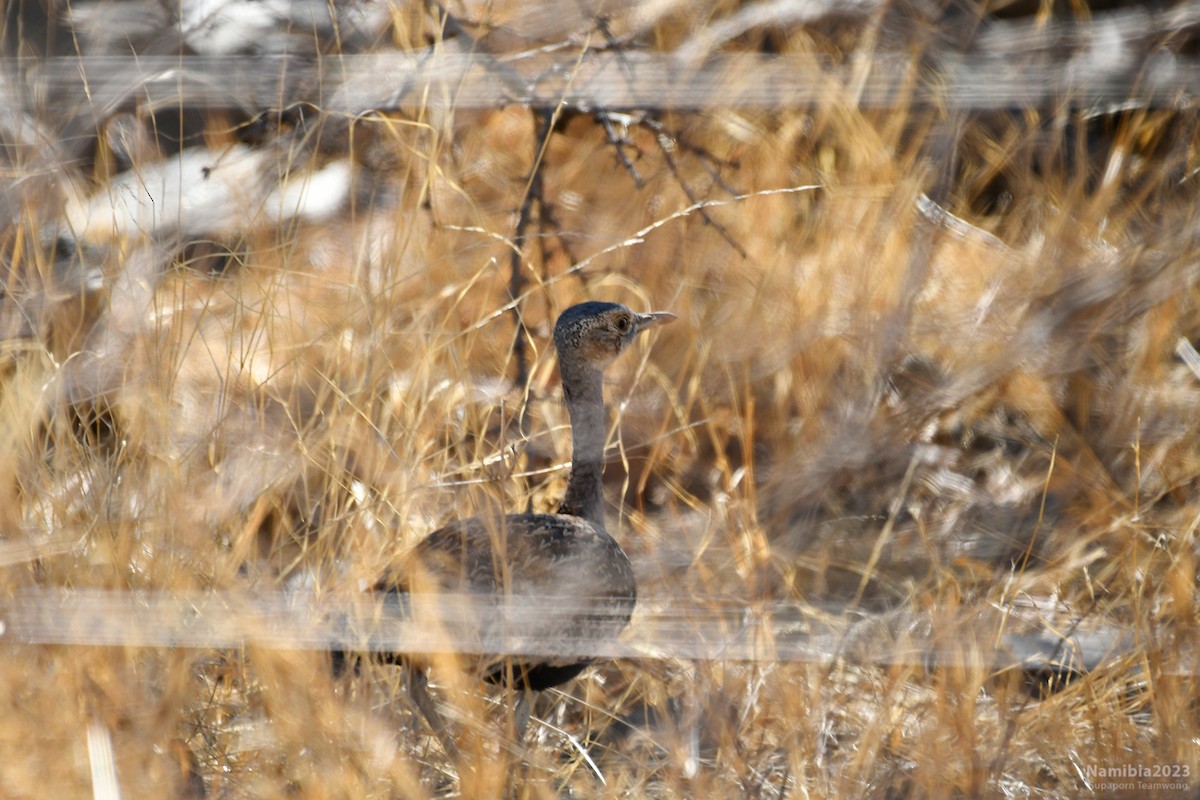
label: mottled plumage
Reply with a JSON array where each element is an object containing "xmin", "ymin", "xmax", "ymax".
[
  {"xmin": 380, "ymin": 513, "xmax": 636, "ymax": 690},
  {"xmin": 351, "ymin": 301, "xmax": 674, "ymax": 699}
]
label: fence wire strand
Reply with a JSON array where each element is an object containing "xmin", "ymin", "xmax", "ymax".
[{"xmin": 0, "ymin": 587, "xmax": 1156, "ymax": 673}]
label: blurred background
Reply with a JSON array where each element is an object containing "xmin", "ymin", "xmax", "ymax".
[{"xmin": 3, "ymin": 0, "xmax": 1200, "ymax": 796}]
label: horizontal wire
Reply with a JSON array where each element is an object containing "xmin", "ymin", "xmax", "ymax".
[
  {"xmin": 4, "ymin": 49, "xmax": 1198, "ymax": 115},
  {"xmin": 0, "ymin": 587, "xmax": 1163, "ymax": 674}
]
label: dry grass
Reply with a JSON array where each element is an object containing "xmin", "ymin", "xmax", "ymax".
[{"xmin": 3, "ymin": 1, "xmax": 1200, "ymax": 797}]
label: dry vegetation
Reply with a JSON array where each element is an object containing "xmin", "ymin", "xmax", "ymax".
[{"xmin": 3, "ymin": 0, "xmax": 1200, "ymax": 797}]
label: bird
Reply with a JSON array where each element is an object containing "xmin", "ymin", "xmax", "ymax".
[{"xmin": 341, "ymin": 301, "xmax": 676, "ymax": 746}]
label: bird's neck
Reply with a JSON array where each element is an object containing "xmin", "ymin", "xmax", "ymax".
[{"xmin": 557, "ymin": 364, "xmax": 608, "ymax": 526}]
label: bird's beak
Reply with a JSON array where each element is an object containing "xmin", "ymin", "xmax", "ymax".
[{"xmin": 635, "ymin": 311, "xmax": 677, "ymax": 331}]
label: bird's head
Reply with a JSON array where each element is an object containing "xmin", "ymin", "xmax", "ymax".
[{"xmin": 553, "ymin": 301, "xmax": 676, "ymax": 372}]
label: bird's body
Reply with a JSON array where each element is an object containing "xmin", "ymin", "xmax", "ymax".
[
  {"xmin": 380, "ymin": 512, "xmax": 636, "ymax": 690},
  {"xmin": 346, "ymin": 301, "xmax": 674, "ymax": 737}
]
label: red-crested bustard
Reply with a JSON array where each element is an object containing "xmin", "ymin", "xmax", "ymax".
[{"xmin": 340, "ymin": 301, "xmax": 675, "ymax": 747}]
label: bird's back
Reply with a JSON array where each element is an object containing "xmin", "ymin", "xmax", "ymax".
[{"xmin": 380, "ymin": 512, "xmax": 636, "ymax": 690}]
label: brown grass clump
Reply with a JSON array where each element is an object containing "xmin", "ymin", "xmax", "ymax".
[{"xmin": 3, "ymin": 1, "xmax": 1200, "ymax": 797}]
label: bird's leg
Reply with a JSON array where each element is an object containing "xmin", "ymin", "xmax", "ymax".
[
  {"xmin": 406, "ymin": 668, "xmax": 459, "ymax": 759},
  {"xmin": 513, "ymin": 689, "xmax": 533, "ymax": 741}
]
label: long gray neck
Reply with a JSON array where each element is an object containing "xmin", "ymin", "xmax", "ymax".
[{"xmin": 556, "ymin": 362, "xmax": 607, "ymax": 526}]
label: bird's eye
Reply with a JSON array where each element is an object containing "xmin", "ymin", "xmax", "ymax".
[{"xmin": 615, "ymin": 316, "xmax": 630, "ymax": 332}]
